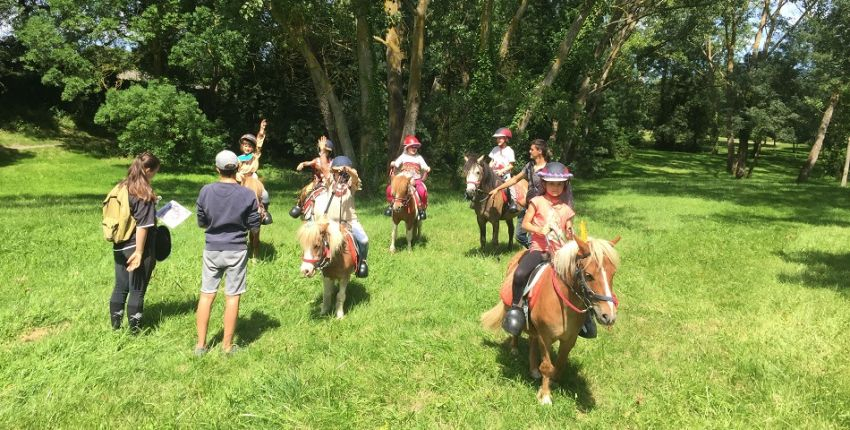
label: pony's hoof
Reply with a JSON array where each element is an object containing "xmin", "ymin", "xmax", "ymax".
[
  {"xmin": 389, "ymin": 247, "xmax": 396, "ymax": 254},
  {"xmin": 335, "ymin": 312, "xmax": 345, "ymax": 320},
  {"xmin": 537, "ymin": 393, "xmax": 552, "ymax": 405},
  {"xmin": 320, "ymin": 307, "xmax": 331, "ymax": 315}
]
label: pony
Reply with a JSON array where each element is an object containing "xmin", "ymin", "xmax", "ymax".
[
  {"xmin": 481, "ymin": 236, "xmax": 621, "ymax": 405},
  {"xmin": 297, "ymin": 217, "xmax": 357, "ymax": 319},
  {"xmin": 240, "ymin": 174, "xmax": 266, "ymax": 259},
  {"xmin": 389, "ymin": 171, "xmax": 421, "ymax": 253},
  {"xmin": 462, "ymin": 153, "xmax": 527, "ymax": 249}
]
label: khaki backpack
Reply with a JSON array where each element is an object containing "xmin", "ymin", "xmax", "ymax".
[{"xmin": 102, "ymin": 183, "xmax": 136, "ymax": 242}]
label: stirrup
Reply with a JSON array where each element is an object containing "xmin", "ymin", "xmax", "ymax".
[
  {"xmin": 383, "ymin": 206, "xmax": 392, "ymax": 217},
  {"xmin": 502, "ymin": 306, "xmax": 525, "ymax": 336},
  {"xmin": 289, "ymin": 205, "xmax": 302, "ymax": 218},
  {"xmin": 356, "ymin": 260, "xmax": 369, "ymax": 278}
]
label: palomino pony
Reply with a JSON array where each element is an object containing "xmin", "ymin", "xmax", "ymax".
[
  {"xmin": 481, "ymin": 236, "xmax": 621, "ymax": 405},
  {"xmin": 463, "ymin": 153, "xmax": 527, "ymax": 249},
  {"xmin": 389, "ymin": 172, "xmax": 421, "ymax": 253},
  {"xmin": 240, "ymin": 174, "xmax": 266, "ymax": 259},
  {"xmin": 297, "ymin": 217, "xmax": 357, "ymax": 319}
]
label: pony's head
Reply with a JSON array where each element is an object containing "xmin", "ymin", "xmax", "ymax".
[
  {"xmin": 390, "ymin": 172, "xmax": 414, "ymax": 213},
  {"xmin": 462, "ymin": 153, "xmax": 487, "ymax": 199},
  {"xmin": 296, "ymin": 217, "xmax": 344, "ymax": 277},
  {"xmin": 552, "ymin": 236, "xmax": 621, "ymax": 326}
]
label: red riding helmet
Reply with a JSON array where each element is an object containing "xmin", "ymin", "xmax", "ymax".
[
  {"xmin": 492, "ymin": 127, "xmax": 512, "ymax": 139},
  {"xmin": 403, "ymin": 135, "xmax": 421, "ymax": 149}
]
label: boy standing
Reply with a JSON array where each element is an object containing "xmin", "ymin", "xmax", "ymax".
[{"xmin": 194, "ymin": 150, "xmax": 261, "ymax": 355}]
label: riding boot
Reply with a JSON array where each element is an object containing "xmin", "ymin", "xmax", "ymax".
[
  {"xmin": 383, "ymin": 205, "xmax": 392, "ymax": 217},
  {"xmin": 506, "ymin": 191, "xmax": 518, "ymax": 213},
  {"xmin": 110, "ymin": 310, "xmax": 123, "ymax": 330},
  {"xmin": 578, "ymin": 316, "xmax": 597, "ymax": 339},
  {"xmin": 355, "ymin": 241, "xmax": 369, "ymax": 278}
]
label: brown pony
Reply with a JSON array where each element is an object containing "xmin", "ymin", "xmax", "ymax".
[
  {"xmin": 389, "ymin": 172, "xmax": 421, "ymax": 253},
  {"xmin": 240, "ymin": 174, "xmax": 266, "ymax": 259},
  {"xmin": 462, "ymin": 153, "xmax": 528, "ymax": 248},
  {"xmin": 481, "ymin": 236, "xmax": 621, "ymax": 405},
  {"xmin": 297, "ymin": 217, "xmax": 357, "ymax": 319}
]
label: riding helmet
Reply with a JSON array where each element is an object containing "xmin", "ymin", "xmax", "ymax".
[
  {"xmin": 403, "ymin": 135, "xmax": 421, "ymax": 149},
  {"xmin": 537, "ymin": 162, "xmax": 573, "ymax": 182},
  {"xmin": 322, "ymin": 139, "xmax": 334, "ymax": 152},
  {"xmin": 492, "ymin": 127, "xmax": 513, "ymax": 139},
  {"xmin": 154, "ymin": 225, "xmax": 172, "ymax": 262},
  {"xmin": 331, "ymin": 155, "xmax": 354, "ymax": 169},
  {"xmin": 240, "ymin": 134, "xmax": 257, "ymax": 146}
]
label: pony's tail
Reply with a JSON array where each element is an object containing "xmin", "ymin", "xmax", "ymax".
[{"xmin": 480, "ymin": 302, "xmax": 507, "ymax": 333}]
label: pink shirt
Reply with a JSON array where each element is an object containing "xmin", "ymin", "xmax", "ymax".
[{"xmin": 527, "ymin": 195, "xmax": 575, "ymax": 252}]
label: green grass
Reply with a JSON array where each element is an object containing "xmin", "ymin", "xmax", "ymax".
[{"xmin": 1, "ymin": 132, "xmax": 849, "ymax": 428}]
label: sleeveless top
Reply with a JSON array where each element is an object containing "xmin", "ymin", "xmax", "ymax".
[{"xmin": 528, "ymin": 194, "xmax": 575, "ymax": 253}]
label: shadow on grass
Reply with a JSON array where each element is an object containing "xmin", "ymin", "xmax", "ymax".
[
  {"xmin": 391, "ymin": 233, "xmax": 429, "ymax": 251},
  {"xmin": 481, "ymin": 337, "xmax": 596, "ymax": 411},
  {"xmin": 142, "ymin": 297, "xmax": 197, "ymax": 332},
  {"xmin": 777, "ymin": 250, "xmax": 850, "ymax": 296},
  {"xmin": 308, "ymin": 280, "xmax": 370, "ymax": 320},
  {"xmin": 0, "ymin": 145, "xmax": 36, "ymax": 167},
  {"xmin": 210, "ymin": 310, "xmax": 281, "ymax": 347},
  {"xmin": 463, "ymin": 243, "xmax": 522, "ymax": 259},
  {"xmin": 252, "ymin": 240, "xmax": 278, "ymax": 262}
]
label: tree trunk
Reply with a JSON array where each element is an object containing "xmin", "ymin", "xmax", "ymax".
[
  {"xmin": 517, "ymin": 0, "xmax": 596, "ymax": 134},
  {"xmin": 498, "ymin": 0, "xmax": 529, "ymax": 61},
  {"xmin": 751, "ymin": 0, "xmax": 769, "ymax": 58},
  {"xmin": 798, "ymin": 90, "xmax": 840, "ymax": 182},
  {"xmin": 734, "ymin": 128, "xmax": 749, "ymax": 178},
  {"xmin": 355, "ymin": 0, "xmax": 375, "ymax": 165},
  {"xmin": 723, "ymin": 11, "xmax": 740, "ymax": 174},
  {"xmin": 295, "ymin": 34, "xmax": 356, "ymax": 162},
  {"xmin": 841, "ymin": 137, "xmax": 850, "ymax": 187},
  {"xmin": 401, "ymin": 0, "xmax": 430, "ymax": 138},
  {"xmin": 478, "ymin": 0, "xmax": 494, "ymax": 54},
  {"xmin": 585, "ymin": 13, "xmax": 638, "ymax": 122},
  {"xmin": 384, "ymin": 0, "xmax": 405, "ymax": 158}
]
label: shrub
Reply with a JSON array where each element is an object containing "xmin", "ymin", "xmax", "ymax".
[{"xmin": 94, "ymin": 81, "xmax": 224, "ymax": 167}]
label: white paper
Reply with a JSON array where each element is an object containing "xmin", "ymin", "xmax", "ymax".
[{"xmin": 156, "ymin": 200, "xmax": 192, "ymax": 229}]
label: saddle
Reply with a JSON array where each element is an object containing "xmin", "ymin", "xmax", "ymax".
[{"xmin": 499, "ymin": 250, "xmax": 551, "ymax": 311}]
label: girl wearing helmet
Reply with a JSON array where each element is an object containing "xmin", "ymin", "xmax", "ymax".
[
  {"xmin": 314, "ymin": 156, "xmax": 370, "ymax": 278},
  {"xmin": 502, "ymin": 162, "xmax": 575, "ymax": 337},
  {"xmin": 237, "ymin": 119, "xmax": 272, "ymax": 224},
  {"xmin": 384, "ymin": 135, "xmax": 431, "ymax": 220},
  {"xmin": 290, "ymin": 136, "xmax": 334, "ymax": 218},
  {"xmin": 488, "ymin": 127, "xmax": 518, "ymax": 212}
]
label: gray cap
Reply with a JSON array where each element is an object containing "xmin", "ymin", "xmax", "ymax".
[{"xmin": 215, "ymin": 150, "xmax": 239, "ymax": 170}]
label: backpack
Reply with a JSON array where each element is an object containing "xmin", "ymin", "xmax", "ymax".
[{"xmin": 102, "ymin": 183, "xmax": 136, "ymax": 243}]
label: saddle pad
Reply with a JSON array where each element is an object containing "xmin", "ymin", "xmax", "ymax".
[
  {"xmin": 499, "ymin": 262, "xmax": 551, "ymax": 310},
  {"xmin": 344, "ymin": 230, "xmax": 359, "ymax": 265}
]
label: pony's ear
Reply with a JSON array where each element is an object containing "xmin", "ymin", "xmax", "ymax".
[
  {"xmin": 477, "ymin": 155, "xmax": 485, "ymax": 163},
  {"xmin": 464, "ymin": 154, "xmax": 469, "ymax": 162},
  {"xmin": 610, "ymin": 236, "xmax": 621, "ymax": 246},
  {"xmin": 575, "ymin": 235, "xmax": 591, "ymax": 256}
]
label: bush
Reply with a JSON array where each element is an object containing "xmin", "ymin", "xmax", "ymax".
[{"xmin": 94, "ymin": 81, "xmax": 224, "ymax": 167}]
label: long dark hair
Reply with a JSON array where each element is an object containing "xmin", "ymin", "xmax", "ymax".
[
  {"xmin": 530, "ymin": 139, "xmax": 552, "ymax": 162},
  {"xmin": 123, "ymin": 152, "xmax": 160, "ymax": 202}
]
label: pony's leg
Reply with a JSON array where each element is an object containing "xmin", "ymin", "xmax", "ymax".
[
  {"xmin": 535, "ymin": 334, "xmax": 556, "ymax": 405},
  {"xmin": 335, "ymin": 276, "xmax": 349, "ymax": 319},
  {"xmin": 553, "ymin": 334, "xmax": 579, "ymax": 381},
  {"xmin": 507, "ymin": 218, "xmax": 515, "ymax": 247},
  {"xmin": 405, "ymin": 223, "xmax": 413, "ymax": 251},
  {"xmin": 390, "ymin": 223, "xmax": 398, "ymax": 253},
  {"xmin": 321, "ymin": 277, "xmax": 335, "ymax": 315},
  {"xmin": 478, "ymin": 218, "xmax": 486, "ymax": 249},
  {"xmin": 529, "ymin": 334, "xmax": 542, "ymax": 379},
  {"xmin": 491, "ymin": 218, "xmax": 500, "ymax": 247}
]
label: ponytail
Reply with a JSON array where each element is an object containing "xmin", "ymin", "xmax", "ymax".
[{"xmin": 123, "ymin": 151, "xmax": 160, "ymax": 202}]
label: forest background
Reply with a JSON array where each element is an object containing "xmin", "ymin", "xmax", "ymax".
[{"xmin": 3, "ymin": 0, "xmax": 850, "ymax": 185}]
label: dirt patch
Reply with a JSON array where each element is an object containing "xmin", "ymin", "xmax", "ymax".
[{"xmin": 18, "ymin": 322, "xmax": 70, "ymax": 342}]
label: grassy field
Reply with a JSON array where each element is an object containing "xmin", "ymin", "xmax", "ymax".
[{"xmin": 1, "ymin": 131, "xmax": 849, "ymax": 428}]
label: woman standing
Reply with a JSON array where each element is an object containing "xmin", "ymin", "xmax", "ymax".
[
  {"xmin": 489, "ymin": 139, "xmax": 555, "ymax": 248},
  {"xmin": 109, "ymin": 152, "xmax": 160, "ymax": 333}
]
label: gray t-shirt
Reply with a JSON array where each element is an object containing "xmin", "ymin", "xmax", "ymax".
[{"xmin": 196, "ymin": 182, "xmax": 261, "ymax": 251}]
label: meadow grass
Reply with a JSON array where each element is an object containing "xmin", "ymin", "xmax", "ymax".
[{"xmin": 1, "ymin": 132, "xmax": 849, "ymax": 428}]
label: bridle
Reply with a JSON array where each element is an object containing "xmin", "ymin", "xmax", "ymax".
[
  {"xmin": 552, "ymin": 253, "xmax": 618, "ymax": 315},
  {"xmin": 465, "ymin": 164, "xmax": 490, "ymax": 203},
  {"xmin": 302, "ymin": 234, "xmax": 332, "ymax": 270}
]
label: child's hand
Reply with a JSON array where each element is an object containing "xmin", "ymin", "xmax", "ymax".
[
  {"xmin": 296, "ymin": 162, "xmax": 304, "ymax": 171},
  {"xmin": 260, "ymin": 119, "xmax": 267, "ymax": 130}
]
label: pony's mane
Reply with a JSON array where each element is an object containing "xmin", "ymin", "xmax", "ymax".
[
  {"xmin": 391, "ymin": 172, "xmax": 412, "ymax": 196},
  {"xmin": 296, "ymin": 218, "xmax": 344, "ymax": 255},
  {"xmin": 552, "ymin": 237, "xmax": 621, "ymax": 281},
  {"xmin": 462, "ymin": 153, "xmax": 498, "ymax": 190}
]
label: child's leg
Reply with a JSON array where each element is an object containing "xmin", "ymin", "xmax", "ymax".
[
  {"xmin": 222, "ymin": 250, "xmax": 248, "ymax": 351},
  {"xmin": 110, "ymin": 250, "xmax": 131, "ymax": 329},
  {"xmin": 197, "ymin": 250, "xmax": 225, "ymax": 348},
  {"xmin": 415, "ymin": 180, "xmax": 427, "ymax": 208},
  {"xmin": 195, "ymin": 292, "xmax": 216, "ymax": 349},
  {"xmin": 385, "ymin": 184, "xmax": 393, "ymax": 204},
  {"xmin": 222, "ymin": 294, "xmax": 241, "ymax": 352}
]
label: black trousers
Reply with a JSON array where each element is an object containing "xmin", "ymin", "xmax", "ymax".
[
  {"xmin": 511, "ymin": 250, "xmax": 546, "ymax": 306},
  {"xmin": 110, "ymin": 240, "xmax": 156, "ymax": 322}
]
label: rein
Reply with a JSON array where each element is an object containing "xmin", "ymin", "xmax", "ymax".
[
  {"xmin": 550, "ymin": 254, "xmax": 618, "ymax": 315},
  {"xmin": 302, "ymin": 235, "xmax": 332, "ymax": 270}
]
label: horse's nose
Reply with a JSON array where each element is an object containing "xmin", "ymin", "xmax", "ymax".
[{"xmin": 597, "ymin": 312, "xmax": 616, "ymax": 326}]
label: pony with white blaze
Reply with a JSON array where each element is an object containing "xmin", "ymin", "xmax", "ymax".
[{"xmin": 297, "ymin": 217, "xmax": 356, "ymax": 319}]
